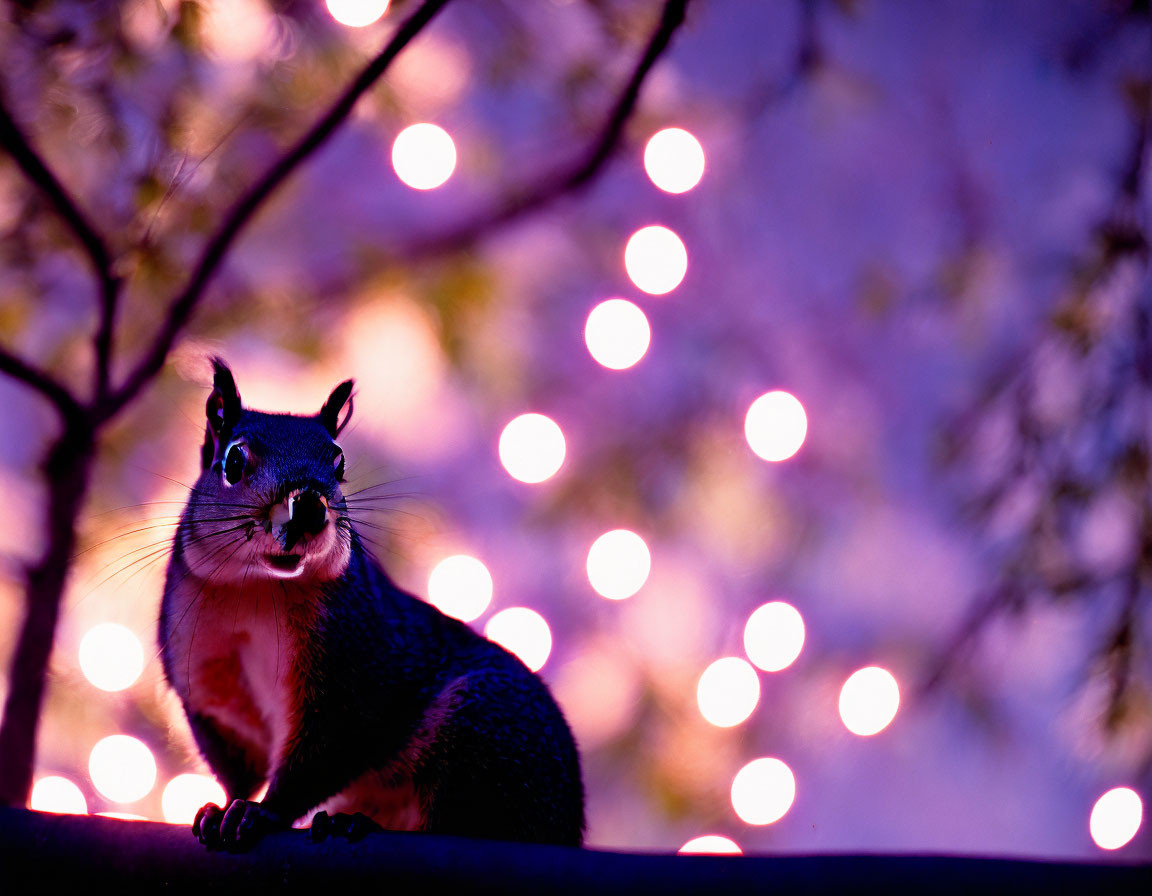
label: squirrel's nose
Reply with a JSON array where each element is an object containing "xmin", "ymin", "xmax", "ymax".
[{"xmin": 289, "ymin": 490, "xmax": 328, "ymax": 538}]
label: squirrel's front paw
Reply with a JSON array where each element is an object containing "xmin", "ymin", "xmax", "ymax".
[
  {"xmin": 309, "ymin": 810, "xmax": 383, "ymax": 843},
  {"xmin": 193, "ymin": 799, "xmax": 285, "ymax": 851}
]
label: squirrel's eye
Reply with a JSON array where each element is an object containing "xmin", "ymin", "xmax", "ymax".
[
  {"xmin": 223, "ymin": 442, "xmax": 247, "ymax": 485},
  {"xmin": 333, "ymin": 450, "xmax": 345, "ymax": 482}
]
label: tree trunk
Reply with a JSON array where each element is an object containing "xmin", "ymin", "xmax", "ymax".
[{"xmin": 0, "ymin": 422, "xmax": 94, "ymax": 806}]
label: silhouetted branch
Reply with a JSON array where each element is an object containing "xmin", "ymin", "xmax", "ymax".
[
  {"xmin": 0, "ymin": 347, "xmax": 86, "ymax": 427},
  {"xmin": 0, "ymin": 90, "xmax": 121, "ymax": 401},
  {"xmin": 399, "ymin": 0, "xmax": 692, "ymax": 259},
  {"xmin": 103, "ymin": 0, "xmax": 455, "ymax": 422},
  {"xmin": 0, "ymin": 809, "xmax": 1148, "ymax": 896}
]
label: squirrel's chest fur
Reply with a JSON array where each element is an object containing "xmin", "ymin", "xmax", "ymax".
[
  {"xmin": 162, "ymin": 572, "xmax": 429, "ymax": 830},
  {"xmin": 163, "ymin": 575, "xmax": 303, "ymax": 774}
]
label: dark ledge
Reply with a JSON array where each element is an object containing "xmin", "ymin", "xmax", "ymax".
[{"xmin": 1, "ymin": 807, "xmax": 1147, "ymax": 895}]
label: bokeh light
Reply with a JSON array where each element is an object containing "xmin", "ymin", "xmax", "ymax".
[
  {"xmin": 584, "ymin": 298, "xmax": 651, "ymax": 370},
  {"xmin": 586, "ymin": 529, "xmax": 651, "ymax": 600},
  {"xmin": 162, "ymin": 774, "xmax": 228, "ymax": 825},
  {"xmin": 29, "ymin": 776, "xmax": 87, "ymax": 815},
  {"xmin": 88, "ymin": 735, "xmax": 157, "ymax": 803},
  {"xmin": 624, "ymin": 225, "xmax": 688, "ymax": 295},
  {"xmin": 427, "ymin": 554, "xmax": 494, "ymax": 622},
  {"xmin": 697, "ymin": 657, "xmax": 761, "ymax": 728},
  {"xmin": 392, "ymin": 123, "xmax": 457, "ymax": 190},
  {"xmin": 743, "ymin": 602, "xmax": 805, "ymax": 672},
  {"xmin": 731, "ymin": 757, "xmax": 796, "ymax": 825},
  {"xmin": 838, "ymin": 667, "xmax": 900, "ymax": 736},
  {"xmin": 326, "ymin": 0, "xmax": 390, "ymax": 29},
  {"xmin": 744, "ymin": 391, "xmax": 808, "ymax": 462},
  {"xmin": 1089, "ymin": 787, "xmax": 1143, "ymax": 850},
  {"xmin": 678, "ymin": 835, "xmax": 742, "ymax": 855},
  {"xmin": 498, "ymin": 413, "xmax": 566, "ymax": 483},
  {"xmin": 644, "ymin": 127, "xmax": 706, "ymax": 194},
  {"xmin": 485, "ymin": 607, "xmax": 552, "ymax": 672},
  {"xmin": 78, "ymin": 623, "xmax": 145, "ymax": 692}
]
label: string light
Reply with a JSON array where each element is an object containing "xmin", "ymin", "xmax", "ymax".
[
  {"xmin": 162, "ymin": 774, "xmax": 228, "ymax": 824},
  {"xmin": 584, "ymin": 298, "xmax": 651, "ymax": 370},
  {"xmin": 624, "ymin": 225, "xmax": 688, "ymax": 295},
  {"xmin": 644, "ymin": 128, "xmax": 706, "ymax": 194},
  {"xmin": 325, "ymin": 0, "xmax": 390, "ymax": 28},
  {"xmin": 29, "ymin": 776, "xmax": 87, "ymax": 815},
  {"xmin": 731, "ymin": 757, "xmax": 795, "ymax": 825},
  {"xmin": 88, "ymin": 735, "xmax": 156, "ymax": 804},
  {"xmin": 498, "ymin": 413, "xmax": 566, "ymax": 483},
  {"xmin": 678, "ymin": 835, "xmax": 742, "ymax": 855},
  {"xmin": 838, "ymin": 667, "xmax": 900, "ymax": 736},
  {"xmin": 586, "ymin": 529, "xmax": 651, "ymax": 600},
  {"xmin": 743, "ymin": 602, "xmax": 805, "ymax": 672},
  {"xmin": 485, "ymin": 607, "xmax": 552, "ymax": 672},
  {"xmin": 697, "ymin": 657, "xmax": 760, "ymax": 728},
  {"xmin": 78, "ymin": 623, "xmax": 145, "ymax": 692},
  {"xmin": 744, "ymin": 391, "xmax": 807, "ymax": 462},
  {"xmin": 392, "ymin": 123, "xmax": 457, "ymax": 190},
  {"xmin": 427, "ymin": 554, "xmax": 494, "ymax": 622},
  {"xmin": 1090, "ymin": 787, "xmax": 1143, "ymax": 850}
]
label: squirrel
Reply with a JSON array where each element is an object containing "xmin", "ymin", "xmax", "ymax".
[{"xmin": 159, "ymin": 359, "xmax": 585, "ymax": 849}]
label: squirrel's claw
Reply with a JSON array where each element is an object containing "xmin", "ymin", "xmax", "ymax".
[
  {"xmin": 194, "ymin": 799, "xmax": 284, "ymax": 851},
  {"xmin": 309, "ymin": 810, "xmax": 382, "ymax": 843}
]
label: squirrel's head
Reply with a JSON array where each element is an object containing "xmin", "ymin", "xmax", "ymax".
[{"xmin": 182, "ymin": 357, "xmax": 356, "ymax": 583}]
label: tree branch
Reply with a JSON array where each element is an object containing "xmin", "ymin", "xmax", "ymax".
[
  {"xmin": 398, "ymin": 0, "xmax": 692, "ymax": 259},
  {"xmin": 102, "ymin": 0, "xmax": 455, "ymax": 422},
  {"xmin": 0, "ymin": 90, "xmax": 121, "ymax": 402},
  {"xmin": 0, "ymin": 346, "xmax": 86, "ymax": 427},
  {"xmin": 1, "ymin": 808, "xmax": 1149, "ymax": 894}
]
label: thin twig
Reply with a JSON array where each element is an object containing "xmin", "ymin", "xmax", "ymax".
[
  {"xmin": 0, "ymin": 90, "xmax": 121, "ymax": 402},
  {"xmin": 103, "ymin": 0, "xmax": 455, "ymax": 422},
  {"xmin": 398, "ymin": 0, "xmax": 693, "ymax": 259}
]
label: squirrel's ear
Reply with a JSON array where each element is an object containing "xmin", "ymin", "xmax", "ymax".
[
  {"xmin": 319, "ymin": 379, "xmax": 354, "ymax": 437},
  {"xmin": 202, "ymin": 358, "xmax": 243, "ymax": 468}
]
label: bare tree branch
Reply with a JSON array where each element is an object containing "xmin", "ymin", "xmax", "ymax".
[
  {"xmin": 102, "ymin": 0, "xmax": 455, "ymax": 422},
  {"xmin": 398, "ymin": 0, "xmax": 692, "ymax": 259},
  {"xmin": 0, "ymin": 346, "xmax": 86, "ymax": 427},
  {"xmin": 0, "ymin": 90, "xmax": 121, "ymax": 402}
]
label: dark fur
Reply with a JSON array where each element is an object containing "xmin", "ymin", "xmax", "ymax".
[{"xmin": 161, "ymin": 360, "xmax": 585, "ymax": 846}]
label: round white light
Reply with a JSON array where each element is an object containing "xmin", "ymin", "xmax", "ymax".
[
  {"xmin": 161, "ymin": 774, "xmax": 228, "ymax": 825},
  {"xmin": 325, "ymin": 0, "xmax": 390, "ymax": 28},
  {"xmin": 427, "ymin": 555, "xmax": 494, "ymax": 623},
  {"xmin": 644, "ymin": 127, "xmax": 705, "ymax": 194},
  {"xmin": 498, "ymin": 413, "xmax": 566, "ymax": 484},
  {"xmin": 743, "ymin": 602, "xmax": 805, "ymax": 672},
  {"xmin": 392, "ymin": 123, "xmax": 457, "ymax": 190},
  {"xmin": 485, "ymin": 607, "xmax": 552, "ymax": 672},
  {"xmin": 838, "ymin": 667, "xmax": 900, "ymax": 736},
  {"xmin": 586, "ymin": 529, "xmax": 651, "ymax": 600},
  {"xmin": 78, "ymin": 623, "xmax": 145, "ymax": 692},
  {"xmin": 744, "ymin": 391, "xmax": 808, "ymax": 462},
  {"xmin": 678, "ymin": 835, "xmax": 742, "ymax": 855},
  {"xmin": 29, "ymin": 776, "xmax": 87, "ymax": 815},
  {"xmin": 1090, "ymin": 787, "xmax": 1143, "ymax": 850},
  {"xmin": 584, "ymin": 298, "xmax": 651, "ymax": 370},
  {"xmin": 624, "ymin": 225, "xmax": 688, "ymax": 295},
  {"xmin": 697, "ymin": 657, "xmax": 761, "ymax": 728},
  {"xmin": 731, "ymin": 757, "xmax": 796, "ymax": 825},
  {"xmin": 88, "ymin": 735, "xmax": 157, "ymax": 804}
]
